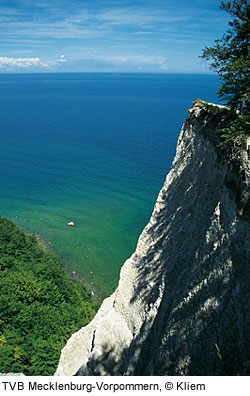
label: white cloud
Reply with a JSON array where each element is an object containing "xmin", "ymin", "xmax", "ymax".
[
  {"xmin": 96, "ymin": 7, "xmax": 189, "ymax": 27},
  {"xmin": 0, "ymin": 52, "xmax": 168, "ymax": 72},
  {"xmin": 0, "ymin": 56, "xmax": 46, "ymax": 68},
  {"xmin": 0, "ymin": 55, "xmax": 67, "ymax": 70},
  {"xmin": 89, "ymin": 54, "xmax": 167, "ymax": 67},
  {"xmin": 0, "ymin": 4, "xmax": 190, "ymax": 43},
  {"xmin": 71, "ymin": 54, "xmax": 168, "ymax": 71}
]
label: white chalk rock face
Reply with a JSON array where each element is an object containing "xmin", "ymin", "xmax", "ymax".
[{"xmin": 55, "ymin": 101, "xmax": 250, "ymax": 376}]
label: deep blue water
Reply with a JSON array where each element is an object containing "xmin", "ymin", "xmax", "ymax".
[{"xmin": 0, "ymin": 73, "xmax": 220, "ymax": 298}]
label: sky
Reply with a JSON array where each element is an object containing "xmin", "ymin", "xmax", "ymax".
[{"xmin": 0, "ymin": 0, "xmax": 231, "ymax": 73}]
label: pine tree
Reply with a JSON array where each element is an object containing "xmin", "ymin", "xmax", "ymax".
[{"xmin": 201, "ymin": 0, "xmax": 250, "ymax": 110}]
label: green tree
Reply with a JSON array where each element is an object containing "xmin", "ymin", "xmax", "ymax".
[
  {"xmin": 0, "ymin": 217, "xmax": 97, "ymax": 375},
  {"xmin": 201, "ymin": 0, "xmax": 250, "ymax": 109}
]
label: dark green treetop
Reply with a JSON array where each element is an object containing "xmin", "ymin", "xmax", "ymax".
[{"xmin": 201, "ymin": 0, "xmax": 250, "ymax": 109}]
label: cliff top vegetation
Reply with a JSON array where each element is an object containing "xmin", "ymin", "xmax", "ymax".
[
  {"xmin": 200, "ymin": 0, "xmax": 249, "ymax": 146},
  {"xmin": 201, "ymin": 0, "xmax": 249, "ymax": 110}
]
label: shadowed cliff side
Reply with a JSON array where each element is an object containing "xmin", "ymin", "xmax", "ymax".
[{"xmin": 55, "ymin": 100, "xmax": 250, "ymax": 376}]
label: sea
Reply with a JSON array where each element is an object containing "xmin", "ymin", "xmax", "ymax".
[{"xmin": 0, "ymin": 73, "xmax": 220, "ymax": 299}]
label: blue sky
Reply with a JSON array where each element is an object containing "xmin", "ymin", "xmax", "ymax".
[{"xmin": 0, "ymin": 0, "xmax": 230, "ymax": 73}]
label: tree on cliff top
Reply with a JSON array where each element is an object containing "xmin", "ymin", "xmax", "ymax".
[{"xmin": 201, "ymin": 0, "xmax": 250, "ymax": 110}]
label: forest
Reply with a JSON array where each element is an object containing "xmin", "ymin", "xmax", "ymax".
[{"xmin": 0, "ymin": 217, "xmax": 97, "ymax": 375}]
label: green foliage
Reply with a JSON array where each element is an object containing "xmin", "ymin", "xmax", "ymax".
[
  {"xmin": 201, "ymin": 0, "xmax": 250, "ymax": 108},
  {"xmin": 194, "ymin": 98, "xmax": 250, "ymax": 147},
  {"xmin": 217, "ymin": 113, "xmax": 250, "ymax": 146},
  {"xmin": 198, "ymin": 0, "xmax": 250, "ymax": 149},
  {"xmin": 0, "ymin": 217, "xmax": 97, "ymax": 375}
]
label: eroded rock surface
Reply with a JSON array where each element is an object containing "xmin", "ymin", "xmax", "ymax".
[{"xmin": 56, "ymin": 101, "xmax": 250, "ymax": 376}]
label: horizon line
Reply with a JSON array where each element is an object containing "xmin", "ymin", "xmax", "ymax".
[{"xmin": 0, "ymin": 71, "xmax": 216, "ymax": 76}]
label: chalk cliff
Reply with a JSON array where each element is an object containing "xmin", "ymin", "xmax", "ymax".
[{"xmin": 56, "ymin": 100, "xmax": 250, "ymax": 376}]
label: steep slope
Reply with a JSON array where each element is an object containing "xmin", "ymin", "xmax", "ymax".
[{"xmin": 56, "ymin": 100, "xmax": 250, "ymax": 376}]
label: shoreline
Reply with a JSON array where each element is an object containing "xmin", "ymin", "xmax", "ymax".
[
  {"xmin": 33, "ymin": 231, "xmax": 104, "ymax": 303},
  {"xmin": 33, "ymin": 232, "xmax": 49, "ymax": 250}
]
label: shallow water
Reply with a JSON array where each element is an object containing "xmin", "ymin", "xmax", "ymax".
[{"xmin": 0, "ymin": 73, "xmax": 219, "ymax": 298}]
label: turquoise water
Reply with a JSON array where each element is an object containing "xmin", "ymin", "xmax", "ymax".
[{"xmin": 0, "ymin": 73, "xmax": 219, "ymax": 298}]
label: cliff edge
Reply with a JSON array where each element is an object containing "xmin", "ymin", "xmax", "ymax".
[{"xmin": 56, "ymin": 100, "xmax": 250, "ymax": 376}]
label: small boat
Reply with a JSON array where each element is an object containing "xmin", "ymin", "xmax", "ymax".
[{"xmin": 67, "ymin": 221, "xmax": 74, "ymax": 227}]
